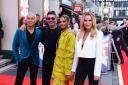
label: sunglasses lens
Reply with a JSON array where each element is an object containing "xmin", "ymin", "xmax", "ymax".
[
  {"xmin": 51, "ymin": 17, "xmax": 55, "ymax": 20},
  {"xmin": 47, "ymin": 17, "xmax": 55, "ymax": 20}
]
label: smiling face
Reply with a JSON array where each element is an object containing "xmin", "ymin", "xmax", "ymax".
[
  {"xmin": 59, "ymin": 16, "xmax": 70, "ymax": 30},
  {"xmin": 79, "ymin": 12, "xmax": 97, "ymax": 38},
  {"xmin": 26, "ymin": 13, "xmax": 36, "ymax": 28},
  {"xmin": 83, "ymin": 15, "xmax": 93, "ymax": 31},
  {"xmin": 46, "ymin": 14, "xmax": 57, "ymax": 28}
]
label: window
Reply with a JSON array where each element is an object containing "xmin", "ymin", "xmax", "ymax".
[
  {"xmin": 126, "ymin": 10, "xmax": 128, "ymax": 16},
  {"xmin": 119, "ymin": 10, "xmax": 125, "ymax": 16},
  {"xmin": 114, "ymin": 2, "xmax": 119, "ymax": 7},
  {"xmin": 114, "ymin": 10, "xmax": 119, "ymax": 16},
  {"xmin": 123, "ymin": 1, "xmax": 128, "ymax": 7},
  {"xmin": 18, "ymin": 0, "xmax": 29, "ymax": 18}
]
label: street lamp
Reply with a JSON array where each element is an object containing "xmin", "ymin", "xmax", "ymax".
[{"xmin": 103, "ymin": 7, "xmax": 109, "ymax": 14}]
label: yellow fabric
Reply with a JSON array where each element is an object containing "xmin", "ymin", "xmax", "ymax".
[
  {"xmin": 53, "ymin": 28, "xmax": 75, "ymax": 81},
  {"xmin": 53, "ymin": 78, "xmax": 65, "ymax": 85}
]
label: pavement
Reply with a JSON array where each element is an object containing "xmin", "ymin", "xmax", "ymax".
[
  {"xmin": 0, "ymin": 67, "xmax": 42, "ymax": 78},
  {"xmin": 0, "ymin": 65, "xmax": 119, "ymax": 85}
]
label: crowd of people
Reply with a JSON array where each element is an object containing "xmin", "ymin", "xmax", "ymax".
[{"xmin": 12, "ymin": 10, "xmax": 128, "ymax": 85}]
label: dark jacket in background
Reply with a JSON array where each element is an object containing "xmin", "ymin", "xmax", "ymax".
[
  {"xmin": 0, "ymin": 18, "xmax": 4, "ymax": 38},
  {"xmin": 35, "ymin": 20, "xmax": 41, "ymax": 27},
  {"xmin": 0, "ymin": 18, "xmax": 3, "ymax": 28},
  {"xmin": 121, "ymin": 27, "xmax": 128, "ymax": 45},
  {"xmin": 112, "ymin": 29, "xmax": 128, "ymax": 63},
  {"xmin": 0, "ymin": 18, "xmax": 4, "ymax": 51}
]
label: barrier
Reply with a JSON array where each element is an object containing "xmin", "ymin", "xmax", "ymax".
[
  {"xmin": 102, "ymin": 34, "xmax": 121, "ymax": 72},
  {"xmin": 102, "ymin": 34, "xmax": 112, "ymax": 72}
]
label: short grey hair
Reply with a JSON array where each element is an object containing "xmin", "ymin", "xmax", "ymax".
[{"xmin": 27, "ymin": 12, "xmax": 36, "ymax": 18}]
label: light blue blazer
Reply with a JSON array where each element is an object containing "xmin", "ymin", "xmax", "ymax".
[{"xmin": 12, "ymin": 28, "xmax": 43, "ymax": 67}]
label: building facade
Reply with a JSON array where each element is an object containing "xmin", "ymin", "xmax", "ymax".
[
  {"xmin": 98, "ymin": 0, "xmax": 128, "ymax": 20},
  {"xmin": 113, "ymin": 0, "xmax": 128, "ymax": 20}
]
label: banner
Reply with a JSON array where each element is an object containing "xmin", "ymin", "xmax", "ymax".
[
  {"xmin": 102, "ymin": 34, "xmax": 112, "ymax": 73},
  {"xmin": 73, "ymin": 4, "xmax": 83, "ymax": 14}
]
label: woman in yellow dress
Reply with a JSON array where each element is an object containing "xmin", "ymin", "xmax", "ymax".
[{"xmin": 52, "ymin": 15, "xmax": 75, "ymax": 85}]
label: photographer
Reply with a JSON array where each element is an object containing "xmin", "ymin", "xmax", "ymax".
[{"xmin": 97, "ymin": 17, "xmax": 128, "ymax": 64}]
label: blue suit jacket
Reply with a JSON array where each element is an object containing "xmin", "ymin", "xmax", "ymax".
[{"xmin": 12, "ymin": 28, "xmax": 43, "ymax": 67}]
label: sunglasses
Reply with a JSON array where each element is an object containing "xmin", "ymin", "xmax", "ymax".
[{"xmin": 46, "ymin": 17, "xmax": 55, "ymax": 20}]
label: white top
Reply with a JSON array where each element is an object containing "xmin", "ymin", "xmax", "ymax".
[
  {"xmin": 73, "ymin": 23, "xmax": 79, "ymax": 32},
  {"xmin": 72, "ymin": 30, "xmax": 103, "ymax": 77}
]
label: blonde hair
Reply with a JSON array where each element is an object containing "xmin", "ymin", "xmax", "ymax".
[{"xmin": 77, "ymin": 12, "xmax": 97, "ymax": 41}]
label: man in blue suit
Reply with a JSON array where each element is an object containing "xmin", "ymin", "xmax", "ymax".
[{"xmin": 12, "ymin": 12, "xmax": 43, "ymax": 85}]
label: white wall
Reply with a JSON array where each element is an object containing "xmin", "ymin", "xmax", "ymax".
[
  {"xmin": 0, "ymin": 0, "xmax": 18, "ymax": 50},
  {"xmin": 29, "ymin": 0, "xmax": 43, "ymax": 17},
  {"xmin": 29, "ymin": 0, "xmax": 60, "ymax": 17},
  {"xmin": 49, "ymin": 0, "xmax": 60, "ymax": 16}
]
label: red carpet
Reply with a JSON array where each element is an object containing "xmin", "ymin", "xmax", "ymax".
[
  {"xmin": 0, "ymin": 74, "xmax": 107, "ymax": 85},
  {"xmin": 120, "ymin": 50, "xmax": 128, "ymax": 85},
  {"xmin": 0, "ymin": 74, "xmax": 42, "ymax": 85}
]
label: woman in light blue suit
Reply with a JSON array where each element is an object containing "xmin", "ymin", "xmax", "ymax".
[{"xmin": 12, "ymin": 12, "xmax": 43, "ymax": 85}]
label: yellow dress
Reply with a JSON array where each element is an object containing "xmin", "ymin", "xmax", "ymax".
[{"xmin": 53, "ymin": 28, "xmax": 75, "ymax": 84}]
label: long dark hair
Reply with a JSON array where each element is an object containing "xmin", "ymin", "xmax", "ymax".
[{"xmin": 18, "ymin": 17, "xmax": 25, "ymax": 27}]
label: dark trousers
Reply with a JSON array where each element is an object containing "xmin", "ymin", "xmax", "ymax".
[
  {"xmin": 74, "ymin": 58, "xmax": 99, "ymax": 85},
  {"xmin": 15, "ymin": 57, "xmax": 38, "ymax": 85},
  {"xmin": 114, "ymin": 37, "xmax": 128, "ymax": 63},
  {"xmin": 112, "ymin": 31, "xmax": 128, "ymax": 64},
  {"xmin": 42, "ymin": 61, "xmax": 54, "ymax": 85}
]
